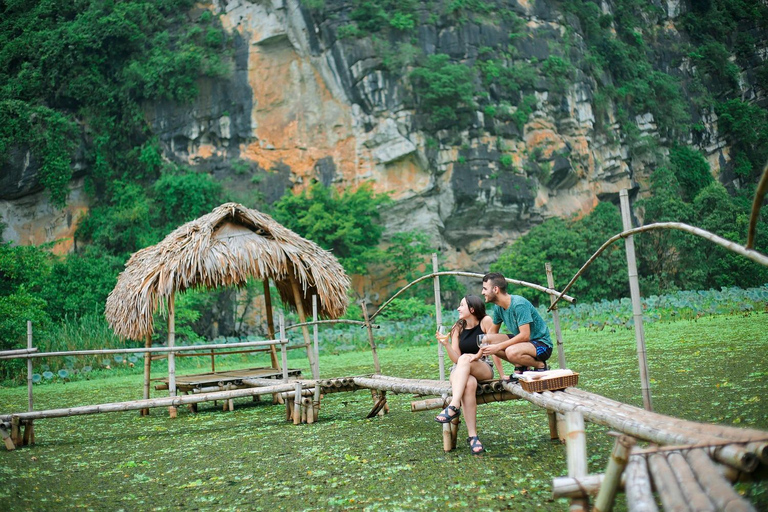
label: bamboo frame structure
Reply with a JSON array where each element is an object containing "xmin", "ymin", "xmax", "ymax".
[
  {"xmin": 545, "ymin": 263, "xmax": 566, "ymax": 370},
  {"xmin": 432, "ymin": 254, "xmax": 446, "ymax": 381},
  {"xmin": 624, "ymin": 455, "xmax": 658, "ymax": 512},
  {"xmin": 746, "ymin": 160, "xmax": 768, "ymax": 249},
  {"xmin": 565, "ymin": 411, "xmax": 588, "ymax": 512}
]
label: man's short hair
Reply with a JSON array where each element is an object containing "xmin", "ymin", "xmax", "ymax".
[{"xmin": 483, "ymin": 272, "xmax": 508, "ymax": 293}]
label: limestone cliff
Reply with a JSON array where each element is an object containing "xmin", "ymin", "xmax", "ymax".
[{"xmin": 2, "ymin": 0, "xmax": 765, "ymax": 273}]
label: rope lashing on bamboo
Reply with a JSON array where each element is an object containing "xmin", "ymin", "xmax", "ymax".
[{"xmin": 548, "ymin": 222, "xmax": 768, "ymax": 311}]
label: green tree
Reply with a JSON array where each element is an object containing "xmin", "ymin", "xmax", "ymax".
[{"xmin": 271, "ymin": 182, "xmax": 390, "ymax": 274}]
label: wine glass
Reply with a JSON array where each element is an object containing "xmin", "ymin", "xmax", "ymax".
[
  {"xmin": 437, "ymin": 325, "xmax": 447, "ymax": 336},
  {"xmin": 477, "ymin": 334, "xmax": 488, "ymax": 348}
]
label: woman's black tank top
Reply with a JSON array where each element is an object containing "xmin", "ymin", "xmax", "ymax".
[{"xmin": 458, "ymin": 323, "xmax": 482, "ymax": 355}]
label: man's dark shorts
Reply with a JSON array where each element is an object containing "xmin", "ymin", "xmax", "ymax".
[{"xmin": 531, "ymin": 340, "xmax": 552, "ymax": 362}]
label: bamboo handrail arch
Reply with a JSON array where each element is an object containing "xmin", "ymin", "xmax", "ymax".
[
  {"xmin": 548, "ymin": 221, "xmax": 768, "ymax": 312},
  {"xmin": 747, "ymin": 161, "xmax": 768, "ymax": 249},
  {"xmin": 369, "ymin": 271, "xmax": 576, "ymax": 322}
]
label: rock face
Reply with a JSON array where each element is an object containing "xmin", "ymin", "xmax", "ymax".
[{"xmin": 1, "ymin": 0, "xmax": 764, "ymax": 277}]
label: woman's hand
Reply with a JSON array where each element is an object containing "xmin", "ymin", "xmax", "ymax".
[{"xmin": 435, "ymin": 331, "xmax": 450, "ymax": 346}]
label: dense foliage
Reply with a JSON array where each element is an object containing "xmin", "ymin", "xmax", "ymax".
[{"xmin": 271, "ymin": 182, "xmax": 391, "ymax": 274}]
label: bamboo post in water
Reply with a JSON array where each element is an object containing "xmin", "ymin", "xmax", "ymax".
[
  {"xmin": 141, "ymin": 333, "xmax": 152, "ymax": 416},
  {"xmin": 565, "ymin": 411, "xmax": 588, "ymax": 512},
  {"xmin": 359, "ymin": 299, "xmax": 380, "ymax": 374},
  {"xmin": 433, "ymin": 254, "xmax": 446, "ymax": 381},
  {"xmin": 545, "ymin": 263, "xmax": 566, "ymax": 370},
  {"xmin": 619, "ymin": 189, "xmax": 653, "ymax": 411},
  {"xmin": 594, "ymin": 434, "xmax": 636, "ymax": 512},
  {"xmin": 25, "ymin": 321, "xmax": 34, "ymax": 445},
  {"xmin": 263, "ymin": 278, "xmax": 280, "ymax": 370},
  {"xmin": 290, "ymin": 277, "xmax": 318, "ymax": 379},
  {"xmin": 279, "ymin": 314, "xmax": 288, "ymax": 382},
  {"xmin": 624, "ymin": 455, "xmax": 658, "ymax": 512},
  {"xmin": 293, "ymin": 382, "xmax": 302, "ymax": 425},
  {"xmin": 168, "ymin": 292, "xmax": 177, "ymax": 419}
]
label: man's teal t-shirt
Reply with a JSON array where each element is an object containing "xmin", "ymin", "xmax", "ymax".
[{"xmin": 491, "ymin": 295, "xmax": 552, "ymax": 348}]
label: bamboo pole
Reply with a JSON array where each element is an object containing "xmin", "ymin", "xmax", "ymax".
[
  {"xmin": 433, "ymin": 254, "xmax": 446, "ymax": 381},
  {"xmin": 410, "ymin": 392, "xmax": 519, "ymax": 412},
  {"xmin": 280, "ymin": 314, "xmax": 288, "ymax": 382},
  {"xmin": 565, "ymin": 411, "xmax": 588, "ymax": 512},
  {"xmin": 685, "ymin": 448, "xmax": 756, "ymax": 512},
  {"xmin": 312, "ymin": 294, "xmax": 319, "ymax": 378},
  {"xmin": 5, "ymin": 382, "xmax": 303, "ymax": 422},
  {"xmin": 548, "ymin": 411, "xmax": 559, "ymax": 440},
  {"xmin": 545, "ymin": 264, "xmax": 567, "ymax": 370},
  {"xmin": 141, "ymin": 333, "xmax": 152, "ymax": 416},
  {"xmin": 352, "ymin": 376, "xmax": 450, "ymax": 396},
  {"xmin": 594, "ymin": 435, "xmax": 635, "ymax": 512},
  {"xmin": 290, "ymin": 277, "xmax": 318, "ymax": 379},
  {"xmin": 665, "ymin": 451, "xmax": 715, "ymax": 512},
  {"xmin": 0, "ymin": 339, "xmax": 286, "ymax": 360},
  {"xmin": 647, "ymin": 452, "xmax": 690, "ymax": 512},
  {"xmin": 264, "ymin": 278, "xmax": 279, "ymax": 369},
  {"xmin": 552, "ymin": 475, "xmax": 606, "ymax": 499},
  {"xmin": 26, "ymin": 321, "xmax": 35, "ymax": 445},
  {"xmin": 624, "ymin": 455, "xmax": 658, "ymax": 512},
  {"xmin": 293, "ymin": 382, "xmax": 302, "ymax": 425},
  {"xmin": 619, "ymin": 189, "xmax": 652, "ymax": 411},
  {"xmin": 746, "ymin": 160, "xmax": 768, "ymax": 249},
  {"xmin": 359, "ymin": 300, "xmax": 381, "ymax": 374},
  {"xmin": 565, "ymin": 388, "xmax": 768, "ymax": 442},
  {"xmin": 371, "ymin": 272, "xmax": 576, "ymax": 321},
  {"xmin": 0, "ymin": 347, "xmax": 38, "ymax": 356},
  {"xmin": 168, "ymin": 292, "xmax": 177, "ymax": 419},
  {"xmin": 442, "ymin": 421, "xmax": 453, "ymax": 452}
]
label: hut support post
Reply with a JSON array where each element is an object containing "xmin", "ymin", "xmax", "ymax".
[
  {"xmin": 565, "ymin": 412, "xmax": 588, "ymax": 512},
  {"xmin": 594, "ymin": 435, "xmax": 636, "ymax": 512},
  {"xmin": 545, "ymin": 263, "xmax": 566, "ymax": 369},
  {"xmin": 312, "ymin": 295, "xmax": 322, "ymax": 413},
  {"xmin": 293, "ymin": 382, "xmax": 302, "ymax": 425},
  {"xmin": 279, "ymin": 314, "xmax": 288, "ymax": 382},
  {"xmin": 359, "ymin": 300, "xmax": 380, "ymax": 374},
  {"xmin": 290, "ymin": 278, "xmax": 318, "ymax": 379},
  {"xmin": 433, "ymin": 254, "xmax": 446, "ymax": 381},
  {"xmin": 548, "ymin": 410, "xmax": 559, "ymax": 440},
  {"xmin": 141, "ymin": 333, "xmax": 152, "ymax": 416},
  {"xmin": 619, "ymin": 189, "xmax": 653, "ymax": 411},
  {"xmin": 25, "ymin": 321, "xmax": 34, "ymax": 445},
  {"xmin": 312, "ymin": 294, "xmax": 319, "ymax": 378},
  {"xmin": 263, "ymin": 278, "xmax": 279, "ymax": 369},
  {"xmin": 167, "ymin": 292, "xmax": 177, "ymax": 418}
]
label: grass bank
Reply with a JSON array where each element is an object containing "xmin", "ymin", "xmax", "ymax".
[{"xmin": 0, "ymin": 313, "xmax": 766, "ymax": 510}]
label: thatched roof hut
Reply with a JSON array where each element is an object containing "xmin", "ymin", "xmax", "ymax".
[{"xmin": 105, "ymin": 202, "xmax": 350, "ymax": 341}]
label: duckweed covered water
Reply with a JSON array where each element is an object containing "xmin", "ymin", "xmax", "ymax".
[{"xmin": 0, "ymin": 313, "xmax": 766, "ymax": 510}]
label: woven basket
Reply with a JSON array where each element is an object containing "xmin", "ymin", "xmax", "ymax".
[{"xmin": 520, "ymin": 372, "xmax": 579, "ymax": 393}]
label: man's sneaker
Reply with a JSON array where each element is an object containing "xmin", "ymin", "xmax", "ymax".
[{"xmin": 531, "ymin": 362, "xmax": 549, "ymax": 372}]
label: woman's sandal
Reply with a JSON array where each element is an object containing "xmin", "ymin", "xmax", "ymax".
[
  {"xmin": 435, "ymin": 405, "xmax": 461, "ymax": 423},
  {"xmin": 467, "ymin": 436, "xmax": 486, "ymax": 455}
]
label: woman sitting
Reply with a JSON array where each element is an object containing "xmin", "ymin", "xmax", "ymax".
[{"xmin": 434, "ymin": 295, "xmax": 494, "ymax": 454}]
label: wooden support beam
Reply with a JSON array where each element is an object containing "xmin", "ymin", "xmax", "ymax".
[
  {"xmin": 565, "ymin": 412, "xmax": 588, "ymax": 512},
  {"xmin": 1, "ymin": 423, "xmax": 15, "ymax": 451},
  {"xmin": 552, "ymin": 475, "xmax": 606, "ymax": 499}
]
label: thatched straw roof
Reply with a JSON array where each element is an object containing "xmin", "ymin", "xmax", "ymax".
[{"xmin": 105, "ymin": 203, "xmax": 350, "ymax": 340}]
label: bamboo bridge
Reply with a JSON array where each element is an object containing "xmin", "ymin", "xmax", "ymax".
[{"xmin": 2, "ymin": 373, "xmax": 766, "ymax": 511}]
